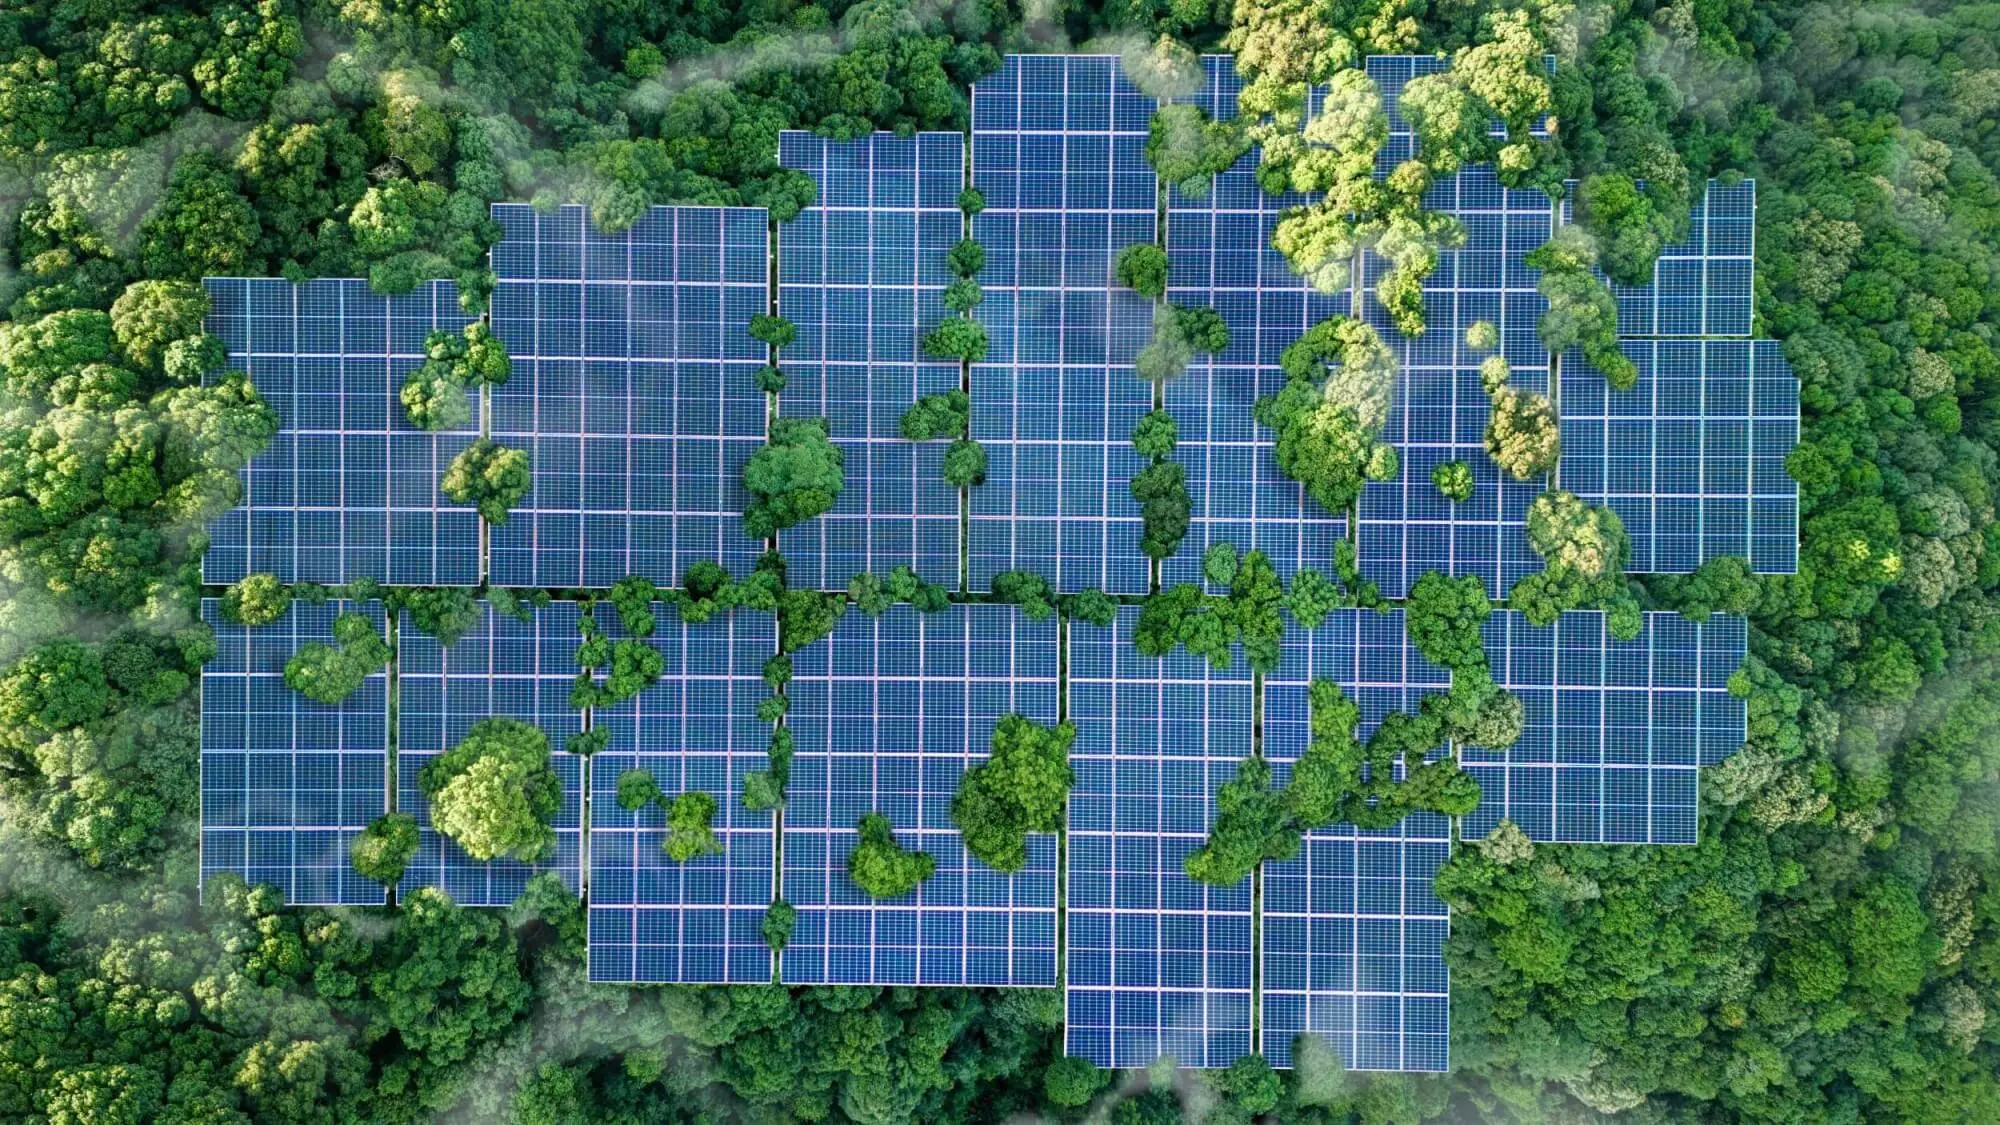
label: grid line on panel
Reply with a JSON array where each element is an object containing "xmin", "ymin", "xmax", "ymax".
[
  {"xmin": 396, "ymin": 602, "xmax": 586, "ymax": 907},
  {"xmin": 1559, "ymin": 339, "xmax": 1799, "ymax": 574},
  {"xmin": 968, "ymin": 55, "xmax": 1158, "ymax": 595},
  {"xmin": 1461, "ymin": 611, "xmax": 1747, "ymax": 845},
  {"xmin": 200, "ymin": 278, "xmax": 481, "ymax": 587},
  {"xmin": 1259, "ymin": 610, "xmax": 1451, "ymax": 1071},
  {"xmin": 588, "ymin": 607, "xmax": 779, "ymax": 984},
  {"xmin": 1065, "ymin": 607, "xmax": 1254, "ymax": 1069},
  {"xmin": 775, "ymin": 131, "xmax": 964, "ymax": 589},
  {"xmin": 781, "ymin": 604, "xmax": 1061, "ymax": 987},
  {"xmin": 486, "ymin": 204, "xmax": 769, "ymax": 589},
  {"xmin": 1561, "ymin": 179, "xmax": 1756, "ymax": 339},
  {"xmin": 199, "ymin": 598, "xmax": 388, "ymax": 906}
]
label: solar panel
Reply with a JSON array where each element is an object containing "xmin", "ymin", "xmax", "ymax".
[
  {"xmin": 201, "ymin": 278, "xmax": 481, "ymax": 587},
  {"xmin": 487, "ymin": 204, "xmax": 770, "ymax": 588},
  {"xmin": 588, "ymin": 606, "xmax": 777, "ymax": 983},
  {"xmin": 1461, "ymin": 610, "xmax": 1747, "ymax": 845},
  {"xmin": 968, "ymin": 54, "xmax": 1158, "ymax": 595},
  {"xmin": 1354, "ymin": 169, "xmax": 1555, "ymax": 601},
  {"xmin": 782, "ymin": 604, "xmax": 1059, "ymax": 986},
  {"xmin": 200, "ymin": 598, "xmax": 388, "ymax": 906},
  {"xmin": 776, "ymin": 131, "xmax": 965, "ymax": 589},
  {"xmin": 1163, "ymin": 56, "xmax": 1348, "ymax": 589},
  {"xmin": 1066, "ymin": 606, "xmax": 1254, "ymax": 1069},
  {"xmin": 1260, "ymin": 610, "xmax": 1452, "ymax": 1071},
  {"xmin": 396, "ymin": 602, "xmax": 585, "ymax": 906},
  {"xmin": 1563, "ymin": 179, "xmax": 1756, "ymax": 338},
  {"xmin": 1560, "ymin": 339, "xmax": 1800, "ymax": 573}
]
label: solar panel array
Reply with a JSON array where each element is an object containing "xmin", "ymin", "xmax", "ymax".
[
  {"xmin": 397, "ymin": 602, "xmax": 586, "ymax": 906},
  {"xmin": 1562, "ymin": 180, "xmax": 1756, "ymax": 338},
  {"xmin": 1261, "ymin": 610, "xmax": 1452, "ymax": 1071},
  {"xmin": 1461, "ymin": 611, "xmax": 1747, "ymax": 845},
  {"xmin": 1560, "ymin": 339, "xmax": 1800, "ymax": 574},
  {"xmin": 1164, "ymin": 56, "xmax": 1349, "ymax": 589},
  {"xmin": 200, "ymin": 598, "xmax": 389, "ymax": 906},
  {"xmin": 487, "ymin": 204, "xmax": 770, "ymax": 588},
  {"xmin": 1067, "ymin": 608, "xmax": 1255, "ymax": 1068},
  {"xmin": 589, "ymin": 607, "xmax": 778, "ymax": 984},
  {"xmin": 1349, "ymin": 57, "xmax": 1555, "ymax": 600},
  {"xmin": 782, "ymin": 604, "xmax": 1060, "ymax": 986},
  {"xmin": 968, "ymin": 54, "xmax": 1158, "ymax": 595},
  {"xmin": 201, "ymin": 279, "xmax": 481, "ymax": 587},
  {"xmin": 776, "ymin": 132, "xmax": 966, "ymax": 589}
]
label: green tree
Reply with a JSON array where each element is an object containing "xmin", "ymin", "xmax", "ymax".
[
  {"xmin": 283, "ymin": 612, "xmax": 390, "ymax": 704},
  {"xmin": 952, "ymin": 715, "xmax": 1075, "ymax": 872},
  {"xmin": 848, "ymin": 812, "xmax": 934, "ymax": 899},
  {"xmin": 441, "ymin": 439, "xmax": 532, "ymax": 523},
  {"xmin": 664, "ymin": 791, "xmax": 722, "ymax": 862},
  {"xmin": 744, "ymin": 418, "xmax": 844, "ymax": 539},
  {"xmin": 1432, "ymin": 460, "xmax": 1475, "ymax": 501},
  {"xmin": 222, "ymin": 572, "xmax": 288, "ymax": 625},
  {"xmin": 419, "ymin": 717, "xmax": 562, "ymax": 863},
  {"xmin": 1116, "ymin": 242, "xmax": 1170, "ymax": 299},
  {"xmin": 352, "ymin": 812, "xmax": 420, "ymax": 885}
]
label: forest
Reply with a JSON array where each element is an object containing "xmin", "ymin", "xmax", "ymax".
[{"xmin": 0, "ymin": 0, "xmax": 1997, "ymax": 1122}]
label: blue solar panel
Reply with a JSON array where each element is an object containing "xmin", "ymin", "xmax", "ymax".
[
  {"xmin": 1355, "ymin": 169, "xmax": 1555, "ymax": 600},
  {"xmin": 396, "ymin": 602, "xmax": 586, "ymax": 906},
  {"xmin": 1461, "ymin": 610, "xmax": 1747, "ymax": 845},
  {"xmin": 201, "ymin": 278, "xmax": 481, "ymax": 587},
  {"xmin": 487, "ymin": 204, "xmax": 770, "ymax": 588},
  {"xmin": 776, "ymin": 131, "xmax": 965, "ymax": 589},
  {"xmin": 782, "ymin": 604, "xmax": 1059, "ymax": 986},
  {"xmin": 200, "ymin": 598, "xmax": 388, "ymax": 906},
  {"xmin": 1564, "ymin": 179, "xmax": 1756, "ymax": 338},
  {"xmin": 968, "ymin": 55, "xmax": 1158, "ymax": 595},
  {"xmin": 588, "ymin": 607, "xmax": 777, "ymax": 984},
  {"xmin": 1560, "ymin": 339, "xmax": 1800, "ymax": 573},
  {"xmin": 1066, "ymin": 606, "xmax": 1254, "ymax": 1069},
  {"xmin": 1260, "ymin": 610, "xmax": 1451, "ymax": 1071},
  {"xmin": 1164, "ymin": 57, "xmax": 1348, "ymax": 589}
]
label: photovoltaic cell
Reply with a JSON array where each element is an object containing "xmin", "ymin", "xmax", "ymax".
[
  {"xmin": 201, "ymin": 278, "xmax": 480, "ymax": 587},
  {"xmin": 1564, "ymin": 179, "xmax": 1756, "ymax": 338},
  {"xmin": 1066, "ymin": 607, "xmax": 1254, "ymax": 1068},
  {"xmin": 1461, "ymin": 610, "xmax": 1747, "ymax": 845},
  {"xmin": 200, "ymin": 598, "xmax": 388, "ymax": 906},
  {"xmin": 1560, "ymin": 339, "xmax": 1800, "ymax": 573},
  {"xmin": 776, "ymin": 131, "xmax": 965, "ymax": 589},
  {"xmin": 589, "ymin": 607, "xmax": 777, "ymax": 984},
  {"xmin": 1260, "ymin": 610, "xmax": 1451, "ymax": 1071},
  {"xmin": 969, "ymin": 54, "xmax": 1158, "ymax": 595},
  {"xmin": 1164, "ymin": 56, "xmax": 1348, "ymax": 589},
  {"xmin": 783, "ymin": 604, "xmax": 1059, "ymax": 987},
  {"xmin": 487, "ymin": 204, "xmax": 770, "ymax": 588},
  {"xmin": 396, "ymin": 602, "xmax": 586, "ymax": 906}
]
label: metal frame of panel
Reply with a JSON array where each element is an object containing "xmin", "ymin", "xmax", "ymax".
[
  {"xmin": 588, "ymin": 606, "xmax": 778, "ymax": 983},
  {"xmin": 1164, "ymin": 55, "xmax": 1348, "ymax": 589},
  {"xmin": 1462, "ymin": 610, "xmax": 1747, "ymax": 845},
  {"xmin": 200, "ymin": 598, "xmax": 389, "ymax": 905},
  {"xmin": 1560, "ymin": 339, "xmax": 1800, "ymax": 574},
  {"xmin": 396, "ymin": 602, "xmax": 586, "ymax": 906},
  {"xmin": 487, "ymin": 204, "xmax": 769, "ymax": 588},
  {"xmin": 1260, "ymin": 609, "xmax": 1452, "ymax": 1071},
  {"xmin": 777, "ymin": 131, "xmax": 966, "ymax": 589},
  {"xmin": 201, "ymin": 278, "xmax": 480, "ymax": 587},
  {"xmin": 1066, "ymin": 607, "xmax": 1254, "ymax": 1068},
  {"xmin": 783, "ymin": 604, "xmax": 1059, "ymax": 986},
  {"xmin": 968, "ymin": 54, "xmax": 1158, "ymax": 595}
]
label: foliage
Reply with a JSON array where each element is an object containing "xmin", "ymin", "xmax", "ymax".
[
  {"xmin": 953, "ymin": 715, "xmax": 1075, "ymax": 873},
  {"xmin": 418, "ymin": 717, "xmax": 561, "ymax": 864},
  {"xmin": 778, "ymin": 588, "xmax": 846, "ymax": 655},
  {"xmin": 352, "ymin": 812, "xmax": 420, "ymax": 885},
  {"xmin": 1115, "ymin": 242, "xmax": 1169, "ymax": 300},
  {"xmin": 922, "ymin": 315, "xmax": 987, "ymax": 363},
  {"xmin": 1432, "ymin": 459, "xmax": 1475, "ymax": 501},
  {"xmin": 1146, "ymin": 103, "xmax": 1250, "ymax": 196},
  {"xmin": 942, "ymin": 438, "xmax": 987, "ymax": 487},
  {"xmin": 222, "ymin": 572, "xmax": 288, "ymax": 625},
  {"xmin": 1132, "ymin": 408, "xmax": 1178, "ymax": 458},
  {"xmin": 401, "ymin": 586, "xmax": 482, "ymax": 645},
  {"xmin": 900, "ymin": 389, "xmax": 970, "ymax": 440},
  {"xmin": 283, "ymin": 611, "xmax": 390, "ymax": 704},
  {"xmin": 762, "ymin": 899, "xmax": 796, "ymax": 952},
  {"xmin": 1130, "ymin": 460, "xmax": 1191, "ymax": 561},
  {"xmin": 1257, "ymin": 315, "xmax": 1400, "ymax": 515},
  {"xmin": 616, "ymin": 767, "xmax": 662, "ymax": 812},
  {"xmin": 1061, "ymin": 589, "xmax": 1119, "ymax": 628},
  {"xmin": 1134, "ymin": 550, "xmax": 1286, "ymax": 672},
  {"xmin": 440, "ymin": 439, "xmax": 532, "ymax": 523},
  {"xmin": 1405, "ymin": 571, "xmax": 1491, "ymax": 673},
  {"xmin": 663, "ymin": 791, "xmax": 723, "ymax": 862},
  {"xmin": 743, "ymin": 418, "xmax": 844, "ymax": 539},
  {"xmin": 1485, "ymin": 385, "xmax": 1561, "ymax": 479},
  {"xmin": 847, "ymin": 812, "xmax": 934, "ymax": 899},
  {"xmin": 989, "ymin": 570, "xmax": 1056, "ymax": 621}
]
